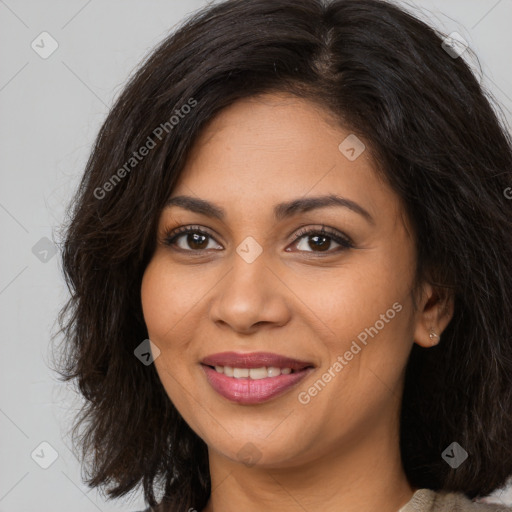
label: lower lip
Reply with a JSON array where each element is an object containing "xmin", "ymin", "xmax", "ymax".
[{"xmin": 201, "ymin": 365, "xmax": 313, "ymax": 404}]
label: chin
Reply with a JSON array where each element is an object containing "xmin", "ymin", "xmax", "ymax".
[{"xmin": 206, "ymin": 431, "xmax": 308, "ymax": 468}]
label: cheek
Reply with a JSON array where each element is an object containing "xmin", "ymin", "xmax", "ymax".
[
  {"xmin": 141, "ymin": 261, "xmax": 198, "ymax": 409},
  {"xmin": 299, "ymin": 247, "xmax": 414, "ymax": 383},
  {"xmin": 295, "ymin": 258, "xmax": 410, "ymax": 344},
  {"xmin": 140, "ymin": 257, "xmax": 201, "ymax": 344},
  {"xmin": 140, "ymin": 261, "xmax": 170, "ymax": 339}
]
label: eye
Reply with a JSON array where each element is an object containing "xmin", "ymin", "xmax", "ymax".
[
  {"xmin": 288, "ymin": 225, "xmax": 354, "ymax": 253},
  {"xmin": 162, "ymin": 225, "xmax": 222, "ymax": 252},
  {"xmin": 162, "ymin": 224, "xmax": 354, "ymax": 254}
]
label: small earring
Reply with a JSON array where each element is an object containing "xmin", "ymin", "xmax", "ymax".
[{"xmin": 429, "ymin": 328, "xmax": 440, "ymax": 341}]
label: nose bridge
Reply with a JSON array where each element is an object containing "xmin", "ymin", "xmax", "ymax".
[
  {"xmin": 210, "ymin": 242, "xmax": 289, "ymax": 332},
  {"xmin": 226, "ymin": 244, "xmax": 271, "ymax": 308},
  {"xmin": 227, "ymin": 232, "xmax": 268, "ymax": 288}
]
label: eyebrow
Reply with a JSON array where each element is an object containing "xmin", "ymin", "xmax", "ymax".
[{"xmin": 165, "ymin": 194, "xmax": 375, "ymax": 225}]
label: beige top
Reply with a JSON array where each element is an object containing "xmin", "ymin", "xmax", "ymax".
[{"xmin": 399, "ymin": 489, "xmax": 512, "ymax": 512}]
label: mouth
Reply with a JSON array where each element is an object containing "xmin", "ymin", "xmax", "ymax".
[{"xmin": 200, "ymin": 352, "xmax": 315, "ymax": 404}]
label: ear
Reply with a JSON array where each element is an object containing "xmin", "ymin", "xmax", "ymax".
[{"xmin": 413, "ymin": 282, "xmax": 454, "ymax": 348}]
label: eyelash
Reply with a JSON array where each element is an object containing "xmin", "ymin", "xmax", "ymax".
[{"xmin": 162, "ymin": 224, "xmax": 354, "ymax": 255}]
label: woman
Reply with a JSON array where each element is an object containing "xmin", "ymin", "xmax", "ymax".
[{"xmin": 54, "ymin": 0, "xmax": 512, "ymax": 511}]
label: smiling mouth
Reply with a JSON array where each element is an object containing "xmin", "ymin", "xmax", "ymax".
[
  {"xmin": 200, "ymin": 363, "xmax": 315, "ymax": 405},
  {"xmin": 199, "ymin": 351, "xmax": 315, "ymax": 404}
]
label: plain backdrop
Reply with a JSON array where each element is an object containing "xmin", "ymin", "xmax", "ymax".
[{"xmin": 1, "ymin": 1, "xmax": 511, "ymax": 511}]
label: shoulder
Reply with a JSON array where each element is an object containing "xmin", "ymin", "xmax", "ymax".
[{"xmin": 401, "ymin": 489, "xmax": 512, "ymax": 512}]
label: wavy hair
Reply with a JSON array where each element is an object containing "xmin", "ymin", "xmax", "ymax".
[{"xmin": 53, "ymin": 0, "xmax": 512, "ymax": 510}]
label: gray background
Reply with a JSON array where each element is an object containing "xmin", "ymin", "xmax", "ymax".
[{"xmin": 1, "ymin": 1, "xmax": 511, "ymax": 511}]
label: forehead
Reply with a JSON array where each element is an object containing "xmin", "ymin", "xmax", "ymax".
[{"xmin": 171, "ymin": 92, "xmax": 399, "ymax": 222}]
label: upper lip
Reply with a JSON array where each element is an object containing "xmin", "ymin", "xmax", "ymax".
[{"xmin": 201, "ymin": 352, "xmax": 314, "ymax": 371}]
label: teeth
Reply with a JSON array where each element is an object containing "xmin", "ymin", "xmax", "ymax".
[
  {"xmin": 267, "ymin": 366, "xmax": 281, "ymax": 377},
  {"xmin": 233, "ymin": 368, "xmax": 249, "ymax": 378},
  {"xmin": 212, "ymin": 365, "xmax": 295, "ymax": 378},
  {"xmin": 249, "ymin": 367, "xmax": 268, "ymax": 380}
]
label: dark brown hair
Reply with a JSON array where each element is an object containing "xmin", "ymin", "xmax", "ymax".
[{"xmin": 53, "ymin": 0, "xmax": 512, "ymax": 510}]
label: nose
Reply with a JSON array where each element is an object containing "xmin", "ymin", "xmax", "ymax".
[{"xmin": 209, "ymin": 249, "xmax": 291, "ymax": 335}]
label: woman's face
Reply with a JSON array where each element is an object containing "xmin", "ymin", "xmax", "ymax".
[{"xmin": 141, "ymin": 92, "xmax": 435, "ymax": 469}]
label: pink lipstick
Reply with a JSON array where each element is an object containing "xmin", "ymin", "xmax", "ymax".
[{"xmin": 201, "ymin": 351, "xmax": 314, "ymax": 404}]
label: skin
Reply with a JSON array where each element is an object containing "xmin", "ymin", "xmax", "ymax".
[{"xmin": 141, "ymin": 92, "xmax": 454, "ymax": 512}]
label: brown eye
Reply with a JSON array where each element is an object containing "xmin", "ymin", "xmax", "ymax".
[
  {"xmin": 298, "ymin": 233, "xmax": 332, "ymax": 251},
  {"xmin": 289, "ymin": 227, "xmax": 354, "ymax": 253},
  {"xmin": 182, "ymin": 232, "xmax": 209, "ymax": 250},
  {"xmin": 163, "ymin": 226, "xmax": 222, "ymax": 252}
]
